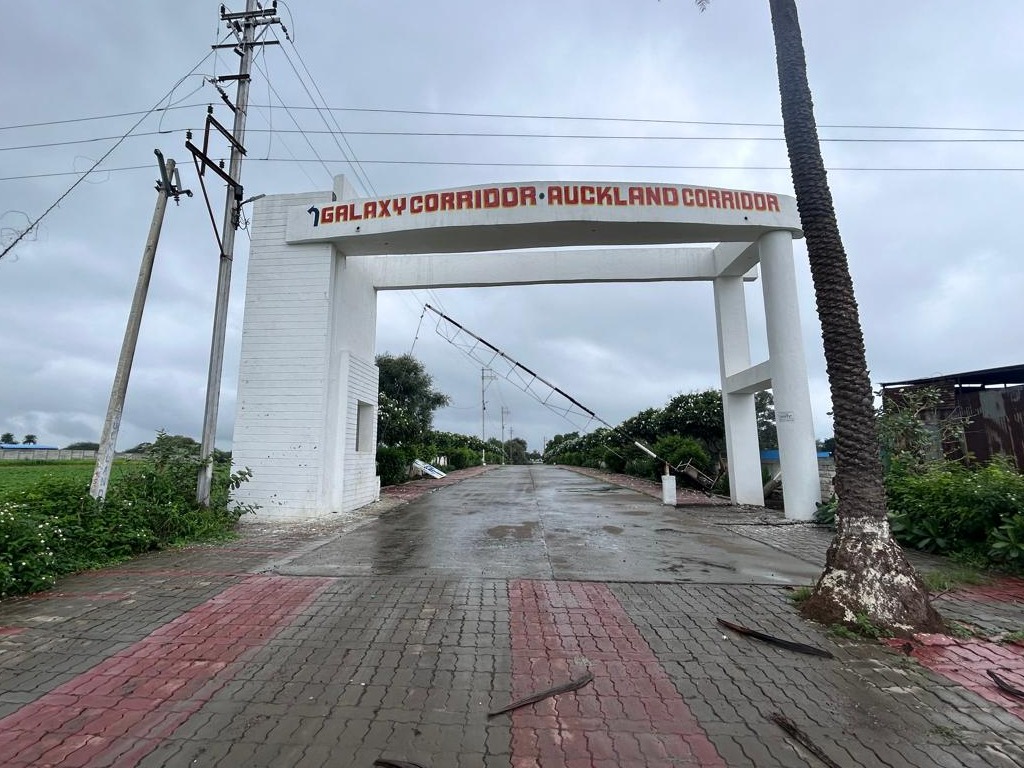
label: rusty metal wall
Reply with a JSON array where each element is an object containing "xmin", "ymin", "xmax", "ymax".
[{"xmin": 959, "ymin": 385, "xmax": 1024, "ymax": 471}]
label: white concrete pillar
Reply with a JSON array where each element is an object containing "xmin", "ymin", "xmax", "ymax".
[
  {"xmin": 758, "ymin": 230, "xmax": 821, "ymax": 519},
  {"xmin": 713, "ymin": 276, "xmax": 764, "ymax": 506}
]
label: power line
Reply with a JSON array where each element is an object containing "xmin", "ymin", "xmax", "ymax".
[
  {"xmin": 8, "ymin": 103, "xmax": 1024, "ymax": 137},
  {"xmin": 9, "ymin": 161, "xmax": 1024, "ymax": 184},
  {"xmin": 250, "ymin": 55, "xmax": 335, "ymax": 185},
  {"xmin": 11, "ymin": 127, "xmax": 1024, "ymax": 154},
  {"xmin": 0, "ymin": 43, "xmax": 225, "ymax": 261},
  {"xmin": 0, "ymin": 104, "xmax": 206, "ymax": 132},
  {"xmin": 272, "ymin": 29, "xmax": 376, "ymax": 196},
  {"xmin": 247, "ymin": 105, "xmax": 1024, "ymax": 135}
]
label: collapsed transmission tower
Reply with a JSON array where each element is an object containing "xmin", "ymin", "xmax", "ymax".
[{"xmin": 424, "ymin": 304, "xmax": 612, "ymax": 434}]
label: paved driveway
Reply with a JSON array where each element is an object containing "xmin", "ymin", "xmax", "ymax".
[{"xmin": 1, "ymin": 465, "xmax": 1023, "ymax": 767}]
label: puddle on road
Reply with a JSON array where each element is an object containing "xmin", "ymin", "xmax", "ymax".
[
  {"xmin": 486, "ymin": 522, "xmax": 538, "ymax": 540},
  {"xmin": 602, "ymin": 525, "xmax": 624, "ymax": 535}
]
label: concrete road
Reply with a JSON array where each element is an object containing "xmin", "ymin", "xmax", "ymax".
[{"xmin": 277, "ymin": 465, "xmax": 821, "ymax": 584}]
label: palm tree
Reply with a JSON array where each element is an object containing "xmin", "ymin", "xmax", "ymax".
[{"xmin": 698, "ymin": 0, "xmax": 942, "ymax": 634}]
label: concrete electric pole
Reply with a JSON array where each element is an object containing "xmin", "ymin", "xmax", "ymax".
[
  {"xmin": 189, "ymin": 0, "xmax": 281, "ymax": 505},
  {"xmin": 90, "ymin": 152, "xmax": 190, "ymax": 500},
  {"xmin": 481, "ymin": 368, "xmax": 496, "ymax": 465}
]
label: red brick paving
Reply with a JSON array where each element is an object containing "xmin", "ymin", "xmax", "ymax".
[
  {"xmin": 508, "ymin": 579, "xmax": 726, "ymax": 767},
  {"xmin": 953, "ymin": 576, "xmax": 1024, "ymax": 602},
  {"xmin": 0, "ymin": 575, "xmax": 330, "ymax": 768},
  {"xmin": 898, "ymin": 634, "xmax": 1024, "ymax": 720}
]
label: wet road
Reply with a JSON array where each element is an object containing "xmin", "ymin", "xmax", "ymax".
[{"xmin": 276, "ymin": 465, "xmax": 821, "ymax": 584}]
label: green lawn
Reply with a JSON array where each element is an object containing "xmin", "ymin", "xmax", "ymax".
[{"xmin": 0, "ymin": 461, "xmax": 96, "ymax": 496}]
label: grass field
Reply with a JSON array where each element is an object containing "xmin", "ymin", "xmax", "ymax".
[{"xmin": 0, "ymin": 461, "xmax": 97, "ymax": 495}]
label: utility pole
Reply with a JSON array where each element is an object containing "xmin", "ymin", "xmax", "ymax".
[
  {"xmin": 90, "ymin": 151, "xmax": 190, "ymax": 500},
  {"xmin": 189, "ymin": 0, "xmax": 280, "ymax": 505},
  {"xmin": 481, "ymin": 368, "xmax": 496, "ymax": 465},
  {"xmin": 500, "ymin": 406, "xmax": 510, "ymax": 465}
]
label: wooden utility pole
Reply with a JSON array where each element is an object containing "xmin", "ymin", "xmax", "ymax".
[
  {"xmin": 90, "ymin": 151, "xmax": 190, "ymax": 500},
  {"xmin": 189, "ymin": 0, "xmax": 281, "ymax": 505}
]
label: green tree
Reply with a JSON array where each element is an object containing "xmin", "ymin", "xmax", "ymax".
[
  {"xmin": 697, "ymin": 0, "xmax": 940, "ymax": 634},
  {"xmin": 22, "ymin": 434, "xmax": 38, "ymax": 445},
  {"xmin": 1, "ymin": 433, "xmax": 17, "ymax": 445},
  {"xmin": 504, "ymin": 437, "xmax": 529, "ymax": 465},
  {"xmin": 755, "ymin": 392, "xmax": 778, "ymax": 450},
  {"xmin": 376, "ymin": 353, "xmax": 450, "ymax": 446},
  {"xmin": 658, "ymin": 390, "xmax": 726, "ymax": 459}
]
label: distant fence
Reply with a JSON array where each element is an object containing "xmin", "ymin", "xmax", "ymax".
[{"xmin": 0, "ymin": 449, "xmax": 146, "ymax": 462}]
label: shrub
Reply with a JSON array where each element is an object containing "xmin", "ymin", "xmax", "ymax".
[
  {"xmin": 0, "ymin": 432, "xmax": 255, "ymax": 598},
  {"xmin": 603, "ymin": 448, "xmax": 627, "ymax": 474},
  {"xmin": 652, "ymin": 435, "xmax": 711, "ymax": 474},
  {"xmin": 0, "ymin": 501, "xmax": 63, "ymax": 598},
  {"xmin": 623, "ymin": 457, "xmax": 657, "ymax": 480},
  {"xmin": 377, "ymin": 446, "xmax": 412, "ymax": 486},
  {"xmin": 446, "ymin": 446, "xmax": 478, "ymax": 471},
  {"xmin": 886, "ymin": 458, "xmax": 1024, "ymax": 565}
]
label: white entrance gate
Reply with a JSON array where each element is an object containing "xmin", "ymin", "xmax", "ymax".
[{"xmin": 231, "ymin": 176, "xmax": 820, "ymax": 521}]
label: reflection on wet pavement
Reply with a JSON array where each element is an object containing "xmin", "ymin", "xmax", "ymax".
[{"xmin": 276, "ymin": 465, "xmax": 822, "ymax": 584}]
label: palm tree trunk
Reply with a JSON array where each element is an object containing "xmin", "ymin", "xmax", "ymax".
[{"xmin": 767, "ymin": 0, "xmax": 942, "ymax": 634}]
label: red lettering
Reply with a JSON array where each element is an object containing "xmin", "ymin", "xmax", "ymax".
[
  {"xmin": 456, "ymin": 190, "xmax": 473, "ymax": 209},
  {"xmin": 707, "ymin": 190, "xmax": 721, "ymax": 208},
  {"xmin": 739, "ymin": 192, "xmax": 754, "ymax": 209},
  {"xmin": 628, "ymin": 187, "xmax": 644, "ymax": 205},
  {"xmin": 410, "ymin": 195, "xmax": 424, "ymax": 214},
  {"xmin": 378, "ymin": 199, "xmax": 391, "ymax": 217},
  {"xmin": 596, "ymin": 187, "xmax": 612, "ymax": 205},
  {"xmin": 338, "ymin": 205, "xmax": 350, "ymax": 222},
  {"xmin": 321, "ymin": 206, "xmax": 335, "ymax": 224},
  {"xmin": 681, "ymin": 188, "xmax": 695, "ymax": 206},
  {"xmin": 644, "ymin": 187, "xmax": 661, "ymax": 206},
  {"xmin": 392, "ymin": 197, "xmax": 407, "ymax": 215},
  {"xmin": 662, "ymin": 188, "xmax": 679, "ymax": 206},
  {"xmin": 440, "ymin": 192, "xmax": 455, "ymax": 211},
  {"xmin": 363, "ymin": 201, "xmax": 377, "ymax": 219},
  {"xmin": 720, "ymin": 191, "xmax": 735, "ymax": 209},
  {"xmin": 424, "ymin": 193, "xmax": 439, "ymax": 212},
  {"xmin": 483, "ymin": 188, "xmax": 500, "ymax": 208},
  {"xmin": 612, "ymin": 187, "xmax": 627, "ymax": 206},
  {"xmin": 350, "ymin": 203, "xmax": 362, "ymax": 220},
  {"xmin": 581, "ymin": 185, "xmax": 596, "ymax": 205},
  {"xmin": 768, "ymin": 194, "xmax": 781, "ymax": 212},
  {"xmin": 563, "ymin": 185, "xmax": 579, "ymax": 204},
  {"xmin": 501, "ymin": 187, "xmax": 519, "ymax": 207},
  {"xmin": 753, "ymin": 193, "xmax": 767, "ymax": 211},
  {"xmin": 520, "ymin": 186, "xmax": 537, "ymax": 206},
  {"xmin": 695, "ymin": 189, "xmax": 709, "ymax": 207},
  {"xmin": 547, "ymin": 185, "xmax": 562, "ymax": 204}
]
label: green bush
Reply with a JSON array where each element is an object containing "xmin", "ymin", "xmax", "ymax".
[
  {"xmin": 623, "ymin": 457, "xmax": 657, "ymax": 480},
  {"xmin": 0, "ymin": 501, "xmax": 63, "ymax": 597},
  {"xmin": 886, "ymin": 458, "xmax": 1024, "ymax": 565},
  {"xmin": 446, "ymin": 446, "xmax": 479, "ymax": 471},
  {"xmin": 377, "ymin": 446, "xmax": 412, "ymax": 486},
  {"xmin": 0, "ymin": 432, "xmax": 255, "ymax": 598},
  {"xmin": 653, "ymin": 435, "xmax": 711, "ymax": 474},
  {"xmin": 603, "ymin": 448, "xmax": 627, "ymax": 474}
]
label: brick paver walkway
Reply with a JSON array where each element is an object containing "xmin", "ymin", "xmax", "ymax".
[{"xmin": 2, "ymin": 465, "xmax": 1024, "ymax": 766}]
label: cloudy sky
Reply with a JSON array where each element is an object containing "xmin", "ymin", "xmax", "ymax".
[{"xmin": 2, "ymin": 1, "xmax": 1022, "ymax": 456}]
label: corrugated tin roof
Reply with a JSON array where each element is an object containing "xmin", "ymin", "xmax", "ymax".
[{"xmin": 880, "ymin": 363, "xmax": 1024, "ymax": 389}]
